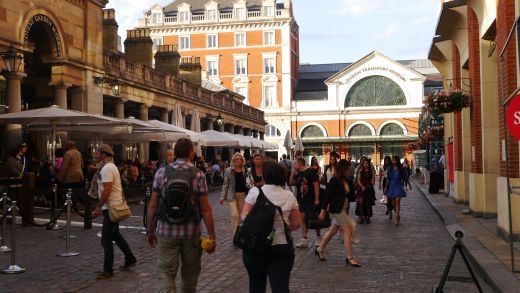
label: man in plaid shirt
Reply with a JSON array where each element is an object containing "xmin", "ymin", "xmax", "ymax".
[{"xmin": 147, "ymin": 138, "xmax": 216, "ymax": 292}]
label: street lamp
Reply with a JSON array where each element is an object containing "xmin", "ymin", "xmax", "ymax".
[
  {"xmin": 1, "ymin": 43, "xmax": 23, "ymax": 73},
  {"xmin": 110, "ymin": 79, "xmax": 122, "ymax": 96},
  {"xmin": 216, "ymin": 112, "xmax": 223, "ymax": 126}
]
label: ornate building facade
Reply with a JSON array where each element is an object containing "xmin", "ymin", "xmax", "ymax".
[{"xmin": 0, "ymin": 0, "xmax": 266, "ymax": 163}]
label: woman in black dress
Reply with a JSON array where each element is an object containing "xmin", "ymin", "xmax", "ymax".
[{"xmin": 355, "ymin": 158, "xmax": 375, "ymax": 224}]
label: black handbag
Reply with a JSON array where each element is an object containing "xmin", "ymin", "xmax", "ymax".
[{"xmin": 305, "ymin": 206, "xmax": 331, "ymax": 229}]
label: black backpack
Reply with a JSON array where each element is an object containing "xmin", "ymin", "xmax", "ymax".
[
  {"xmin": 157, "ymin": 165, "xmax": 199, "ymax": 224},
  {"xmin": 233, "ymin": 188, "xmax": 292, "ymax": 255}
]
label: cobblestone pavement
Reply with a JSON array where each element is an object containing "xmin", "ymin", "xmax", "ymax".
[{"xmin": 0, "ymin": 186, "xmax": 491, "ymax": 293}]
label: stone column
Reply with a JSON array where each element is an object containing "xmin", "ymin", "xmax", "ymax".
[
  {"xmin": 159, "ymin": 108, "xmax": 169, "ymax": 161},
  {"xmin": 252, "ymin": 131, "xmax": 259, "ymax": 139},
  {"xmin": 216, "ymin": 122, "xmax": 224, "ymax": 132},
  {"xmin": 54, "ymin": 84, "xmax": 70, "ymax": 109},
  {"xmin": 259, "ymin": 132, "xmax": 265, "ymax": 140},
  {"xmin": 139, "ymin": 104, "xmax": 149, "ymax": 164},
  {"xmin": 206, "ymin": 118, "xmax": 215, "ymax": 131},
  {"xmin": 3, "ymin": 72, "xmax": 25, "ymax": 152},
  {"xmin": 235, "ymin": 126, "xmax": 244, "ymax": 135},
  {"xmin": 70, "ymin": 87, "xmax": 84, "ymax": 111},
  {"xmin": 115, "ymin": 99, "xmax": 126, "ymax": 119},
  {"xmin": 243, "ymin": 128, "xmax": 252, "ymax": 137}
]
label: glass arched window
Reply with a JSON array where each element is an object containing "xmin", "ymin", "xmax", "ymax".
[
  {"xmin": 348, "ymin": 124, "xmax": 372, "ymax": 136},
  {"xmin": 301, "ymin": 125, "xmax": 325, "ymax": 138},
  {"xmin": 380, "ymin": 123, "xmax": 405, "ymax": 136},
  {"xmin": 265, "ymin": 125, "xmax": 281, "ymax": 137},
  {"xmin": 345, "ymin": 75, "xmax": 407, "ymax": 108}
]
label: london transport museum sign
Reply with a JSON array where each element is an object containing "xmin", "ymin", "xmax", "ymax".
[{"xmin": 506, "ymin": 93, "xmax": 520, "ymax": 141}]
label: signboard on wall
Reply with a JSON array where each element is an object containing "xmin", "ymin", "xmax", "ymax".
[{"xmin": 506, "ymin": 94, "xmax": 520, "ymax": 141}]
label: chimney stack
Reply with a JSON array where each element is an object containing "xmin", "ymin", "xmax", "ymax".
[
  {"xmin": 124, "ymin": 28, "xmax": 153, "ymax": 67},
  {"xmin": 155, "ymin": 45, "xmax": 181, "ymax": 76},
  {"xmin": 103, "ymin": 9, "xmax": 119, "ymax": 53},
  {"xmin": 179, "ymin": 57, "xmax": 202, "ymax": 86}
]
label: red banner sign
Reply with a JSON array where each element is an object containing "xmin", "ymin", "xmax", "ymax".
[{"xmin": 506, "ymin": 94, "xmax": 520, "ymax": 141}]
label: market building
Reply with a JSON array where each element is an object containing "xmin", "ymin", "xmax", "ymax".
[
  {"xmin": 266, "ymin": 51, "xmax": 441, "ymax": 167},
  {"xmin": 0, "ymin": 0, "xmax": 266, "ymax": 164},
  {"xmin": 428, "ymin": 0, "xmax": 520, "ymax": 240}
]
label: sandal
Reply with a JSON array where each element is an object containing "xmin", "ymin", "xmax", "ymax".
[{"xmin": 346, "ymin": 257, "xmax": 361, "ymax": 267}]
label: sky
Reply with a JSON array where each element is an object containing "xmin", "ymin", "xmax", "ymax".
[{"xmin": 106, "ymin": 0, "xmax": 442, "ymax": 64}]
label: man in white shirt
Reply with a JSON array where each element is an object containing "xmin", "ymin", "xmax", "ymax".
[{"xmin": 94, "ymin": 144, "xmax": 136, "ymax": 279}]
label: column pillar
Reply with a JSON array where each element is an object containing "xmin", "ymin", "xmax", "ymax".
[
  {"xmin": 216, "ymin": 122, "xmax": 224, "ymax": 132},
  {"xmin": 115, "ymin": 99, "xmax": 126, "ymax": 119},
  {"xmin": 243, "ymin": 128, "xmax": 252, "ymax": 136},
  {"xmin": 3, "ymin": 72, "xmax": 25, "ymax": 152},
  {"xmin": 235, "ymin": 126, "xmax": 244, "ymax": 135},
  {"xmin": 252, "ymin": 131, "xmax": 259, "ymax": 138},
  {"xmin": 54, "ymin": 84, "xmax": 70, "ymax": 109},
  {"xmin": 139, "ymin": 104, "xmax": 149, "ymax": 164},
  {"xmin": 206, "ymin": 118, "xmax": 215, "ymax": 131},
  {"xmin": 259, "ymin": 132, "xmax": 265, "ymax": 140},
  {"xmin": 70, "ymin": 87, "xmax": 84, "ymax": 111},
  {"xmin": 159, "ymin": 108, "xmax": 169, "ymax": 161}
]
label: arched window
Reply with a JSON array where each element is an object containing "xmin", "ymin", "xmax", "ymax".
[
  {"xmin": 345, "ymin": 75, "xmax": 407, "ymax": 108},
  {"xmin": 301, "ymin": 125, "xmax": 325, "ymax": 138},
  {"xmin": 380, "ymin": 123, "xmax": 405, "ymax": 136},
  {"xmin": 348, "ymin": 124, "xmax": 372, "ymax": 136},
  {"xmin": 265, "ymin": 124, "xmax": 281, "ymax": 137}
]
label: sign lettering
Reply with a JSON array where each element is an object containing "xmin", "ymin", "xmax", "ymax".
[
  {"xmin": 506, "ymin": 94, "xmax": 520, "ymax": 141},
  {"xmin": 24, "ymin": 14, "xmax": 62, "ymax": 57},
  {"xmin": 344, "ymin": 66, "xmax": 406, "ymax": 84}
]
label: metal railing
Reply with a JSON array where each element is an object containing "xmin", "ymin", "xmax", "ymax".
[{"xmin": 151, "ymin": 8, "xmax": 289, "ymax": 26}]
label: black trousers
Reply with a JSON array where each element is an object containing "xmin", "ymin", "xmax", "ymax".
[
  {"xmin": 101, "ymin": 210, "xmax": 136, "ymax": 273},
  {"xmin": 243, "ymin": 245, "xmax": 295, "ymax": 293}
]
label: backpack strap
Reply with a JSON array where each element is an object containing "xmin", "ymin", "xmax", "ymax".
[{"xmin": 258, "ymin": 188, "xmax": 293, "ymax": 245}]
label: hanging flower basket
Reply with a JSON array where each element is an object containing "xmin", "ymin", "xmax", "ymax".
[{"xmin": 424, "ymin": 89, "xmax": 471, "ymax": 116}]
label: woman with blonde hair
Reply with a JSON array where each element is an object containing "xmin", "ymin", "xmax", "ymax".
[{"xmin": 220, "ymin": 152, "xmax": 249, "ymax": 238}]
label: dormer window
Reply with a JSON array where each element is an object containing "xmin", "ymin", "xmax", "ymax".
[
  {"xmin": 264, "ymin": 5, "xmax": 274, "ymax": 17},
  {"xmin": 152, "ymin": 12, "xmax": 163, "ymax": 23},
  {"xmin": 179, "ymin": 11, "xmax": 190, "ymax": 22},
  {"xmin": 207, "ymin": 9, "xmax": 217, "ymax": 20},
  {"xmin": 235, "ymin": 7, "xmax": 246, "ymax": 20}
]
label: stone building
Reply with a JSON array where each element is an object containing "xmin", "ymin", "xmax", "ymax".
[
  {"xmin": 428, "ymin": 0, "xmax": 520, "ymax": 240},
  {"xmin": 0, "ymin": 0, "xmax": 266, "ymax": 163},
  {"xmin": 135, "ymin": 0, "xmax": 299, "ymax": 152},
  {"xmin": 274, "ymin": 51, "xmax": 441, "ymax": 167}
]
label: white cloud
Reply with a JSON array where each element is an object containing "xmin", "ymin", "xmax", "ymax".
[
  {"xmin": 413, "ymin": 16, "xmax": 431, "ymax": 25},
  {"xmin": 341, "ymin": 0, "xmax": 383, "ymax": 15},
  {"xmin": 372, "ymin": 22, "xmax": 400, "ymax": 40}
]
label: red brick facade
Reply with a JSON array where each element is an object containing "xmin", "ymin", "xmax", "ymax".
[
  {"xmin": 452, "ymin": 43, "xmax": 463, "ymax": 172},
  {"xmin": 497, "ymin": 0, "xmax": 519, "ymax": 178},
  {"xmin": 468, "ymin": 7, "xmax": 483, "ymax": 174}
]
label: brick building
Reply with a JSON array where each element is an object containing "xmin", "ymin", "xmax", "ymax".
[
  {"xmin": 135, "ymin": 0, "xmax": 299, "ymax": 148},
  {"xmin": 428, "ymin": 0, "xmax": 520, "ymax": 240},
  {"xmin": 274, "ymin": 51, "xmax": 441, "ymax": 167}
]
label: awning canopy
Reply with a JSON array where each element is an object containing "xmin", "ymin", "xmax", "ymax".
[
  {"xmin": 147, "ymin": 120, "xmax": 207, "ymax": 144},
  {"xmin": 201, "ymin": 130, "xmax": 250, "ymax": 148}
]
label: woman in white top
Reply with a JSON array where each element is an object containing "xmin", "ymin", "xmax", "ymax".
[{"xmin": 241, "ymin": 160, "xmax": 302, "ymax": 293}]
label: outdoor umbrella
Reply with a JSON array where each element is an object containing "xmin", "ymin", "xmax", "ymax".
[
  {"xmin": 295, "ymin": 136, "xmax": 304, "ymax": 153},
  {"xmin": 147, "ymin": 120, "xmax": 206, "ymax": 144},
  {"xmin": 234, "ymin": 134, "xmax": 263, "ymax": 149},
  {"xmin": 283, "ymin": 130, "xmax": 293, "ymax": 157},
  {"xmin": 171, "ymin": 104, "xmax": 184, "ymax": 128},
  {"xmin": 201, "ymin": 130, "xmax": 250, "ymax": 148},
  {"xmin": 190, "ymin": 108, "xmax": 203, "ymax": 155}
]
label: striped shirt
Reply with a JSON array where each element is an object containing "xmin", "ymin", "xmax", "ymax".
[{"xmin": 153, "ymin": 159, "xmax": 208, "ymax": 238}]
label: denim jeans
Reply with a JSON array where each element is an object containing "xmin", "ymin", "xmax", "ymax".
[
  {"xmin": 157, "ymin": 236, "xmax": 202, "ymax": 293},
  {"xmin": 101, "ymin": 210, "xmax": 136, "ymax": 273},
  {"xmin": 242, "ymin": 244, "xmax": 295, "ymax": 293}
]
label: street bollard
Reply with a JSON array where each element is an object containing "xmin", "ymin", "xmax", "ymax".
[
  {"xmin": 1, "ymin": 201, "xmax": 26, "ymax": 274},
  {"xmin": 0, "ymin": 193, "xmax": 12, "ymax": 253},
  {"xmin": 56, "ymin": 192, "xmax": 79, "ymax": 257},
  {"xmin": 60, "ymin": 189, "xmax": 76, "ymax": 239},
  {"xmin": 140, "ymin": 187, "xmax": 151, "ymax": 235},
  {"xmin": 51, "ymin": 184, "xmax": 61, "ymax": 230}
]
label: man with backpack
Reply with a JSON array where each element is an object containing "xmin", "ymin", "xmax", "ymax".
[{"xmin": 147, "ymin": 138, "xmax": 216, "ymax": 293}]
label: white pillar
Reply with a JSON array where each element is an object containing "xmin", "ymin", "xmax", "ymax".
[
  {"xmin": 139, "ymin": 104, "xmax": 149, "ymax": 164},
  {"xmin": 159, "ymin": 108, "xmax": 169, "ymax": 161},
  {"xmin": 115, "ymin": 99, "xmax": 126, "ymax": 119},
  {"xmin": 4, "ymin": 72, "xmax": 24, "ymax": 151},
  {"xmin": 54, "ymin": 84, "xmax": 69, "ymax": 109}
]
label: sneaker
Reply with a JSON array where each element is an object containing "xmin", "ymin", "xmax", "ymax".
[
  {"xmin": 96, "ymin": 271, "xmax": 113, "ymax": 279},
  {"xmin": 351, "ymin": 231, "xmax": 360, "ymax": 244},
  {"xmin": 314, "ymin": 237, "xmax": 322, "ymax": 247},
  {"xmin": 295, "ymin": 238, "xmax": 308, "ymax": 248}
]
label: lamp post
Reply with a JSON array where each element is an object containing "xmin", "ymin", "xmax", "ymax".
[
  {"xmin": 1, "ymin": 43, "xmax": 24, "ymax": 151},
  {"xmin": 110, "ymin": 79, "xmax": 122, "ymax": 96},
  {"xmin": 1, "ymin": 44, "xmax": 24, "ymax": 74},
  {"xmin": 216, "ymin": 112, "xmax": 223, "ymax": 126}
]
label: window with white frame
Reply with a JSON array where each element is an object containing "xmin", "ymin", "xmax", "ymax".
[
  {"xmin": 263, "ymin": 57, "xmax": 276, "ymax": 74},
  {"xmin": 207, "ymin": 9, "xmax": 217, "ymax": 20},
  {"xmin": 152, "ymin": 13, "xmax": 163, "ymax": 23},
  {"xmin": 152, "ymin": 38, "xmax": 163, "ymax": 51},
  {"xmin": 235, "ymin": 86, "xmax": 249, "ymax": 105},
  {"xmin": 235, "ymin": 32, "xmax": 246, "ymax": 47},
  {"xmin": 263, "ymin": 85, "xmax": 277, "ymax": 107},
  {"xmin": 207, "ymin": 60, "xmax": 219, "ymax": 78},
  {"xmin": 263, "ymin": 31, "xmax": 275, "ymax": 45},
  {"xmin": 179, "ymin": 36, "xmax": 190, "ymax": 50},
  {"xmin": 235, "ymin": 7, "xmax": 246, "ymax": 19},
  {"xmin": 265, "ymin": 125, "xmax": 281, "ymax": 137},
  {"xmin": 235, "ymin": 58, "xmax": 247, "ymax": 76},
  {"xmin": 264, "ymin": 5, "xmax": 274, "ymax": 17},
  {"xmin": 179, "ymin": 11, "xmax": 190, "ymax": 22},
  {"xmin": 207, "ymin": 34, "xmax": 218, "ymax": 48}
]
